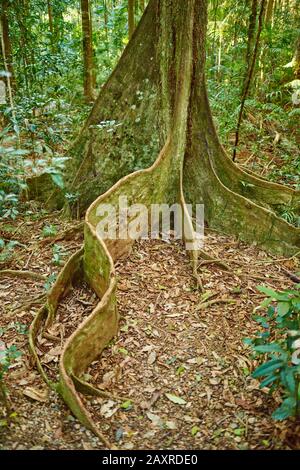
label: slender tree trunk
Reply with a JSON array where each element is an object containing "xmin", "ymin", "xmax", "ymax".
[
  {"xmin": 245, "ymin": 0, "xmax": 258, "ymax": 70},
  {"xmin": 81, "ymin": 0, "xmax": 95, "ymax": 101},
  {"xmin": 233, "ymin": 0, "xmax": 266, "ymax": 161},
  {"xmin": 265, "ymin": 0, "xmax": 275, "ymax": 25},
  {"xmin": 128, "ymin": 0, "xmax": 135, "ymax": 39},
  {"xmin": 47, "ymin": 0, "xmax": 55, "ymax": 51},
  {"xmin": 294, "ymin": 35, "xmax": 300, "ymax": 79},
  {"xmin": 103, "ymin": 0, "xmax": 108, "ymax": 42}
]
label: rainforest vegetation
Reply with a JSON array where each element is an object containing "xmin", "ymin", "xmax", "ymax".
[{"xmin": 0, "ymin": 0, "xmax": 300, "ymax": 452}]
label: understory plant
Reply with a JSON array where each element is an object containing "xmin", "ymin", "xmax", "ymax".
[
  {"xmin": 0, "ymin": 342, "xmax": 22, "ymax": 423},
  {"xmin": 245, "ymin": 284, "xmax": 300, "ymax": 421}
]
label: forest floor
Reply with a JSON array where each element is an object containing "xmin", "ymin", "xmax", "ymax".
[{"xmin": 0, "ymin": 212, "xmax": 300, "ymax": 450}]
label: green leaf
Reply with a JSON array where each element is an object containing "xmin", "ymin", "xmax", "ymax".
[
  {"xmin": 191, "ymin": 426, "xmax": 200, "ymax": 436},
  {"xmin": 165, "ymin": 393, "xmax": 187, "ymax": 405},
  {"xmin": 252, "ymin": 359, "xmax": 283, "ymax": 378},
  {"xmin": 120, "ymin": 400, "xmax": 133, "ymax": 410},
  {"xmin": 257, "ymin": 286, "xmax": 281, "ymax": 299},
  {"xmin": 272, "ymin": 397, "xmax": 296, "ymax": 421},
  {"xmin": 280, "ymin": 368, "xmax": 296, "ymax": 395},
  {"xmin": 260, "ymin": 297, "xmax": 273, "ymax": 308},
  {"xmin": 50, "ymin": 173, "xmax": 64, "ymax": 189},
  {"xmin": 233, "ymin": 428, "xmax": 245, "ymax": 436},
  {"xmin": 277, "ymin": 302, "xmax": 290, "ymax": 317},
  {"xmin": 254, "ymin": 344, "xmax": 284, "ymax": 354},
  {"xmin": 260, "ymin": 374, "xmax": 278, "ymax": 388}
]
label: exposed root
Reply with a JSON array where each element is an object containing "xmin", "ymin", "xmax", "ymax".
[
  {"xmin": 36, "ymin": 222, "xmax": 84, "ymax": 246},
  {"xmin": 13, "ymin": 294, "xmax": 47, "ymax": 314},
  {"xmin": 197, "ymin": 253, "xmax": 230, "ymax": 271},
  {"xmin": 0, "ymin": 270, "xmax": 46, "ymax": 281},
  {"xmin": 195, "ymin": 298, "xmax": 236, "ymax": 311}
]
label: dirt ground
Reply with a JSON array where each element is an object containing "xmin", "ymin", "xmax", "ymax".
[{"xmin": 1, "ymin": 213, "xmax": 300, "ymax": 450}]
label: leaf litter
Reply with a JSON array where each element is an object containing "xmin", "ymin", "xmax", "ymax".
[{"xmin": 0, "ymin": 216, "xmax": 300, "ymax": 449}]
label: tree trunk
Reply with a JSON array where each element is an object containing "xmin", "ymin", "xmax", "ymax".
[
  {"xmin": 265, "ymin": 0, "xmax": 275, "ymax": 25},
  {"xmin": 30, "ymin": 0, "xmax": 300, "ymax": 447},
  {"xmin": 0, "ymin": 0, "xmax": 15, "ymax": 88},
  {"xmin": 81, "ymin": 0, "xmax": 95, "ymax": 101},
  {"xmin": 47, "ymin": 0, "xmax": 55, "ymax": 51},
  {"xmin": 245, "ymin": 0, "xmax": 258, "ymax": 70},
  {"xmin": 128, "ymin": 0, "xmax": 135, "ymax": 39},
  {"xmin": 294, "ymin": 34, "xmax": 300, "ymax": 79}
]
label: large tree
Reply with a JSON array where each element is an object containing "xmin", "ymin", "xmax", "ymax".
[{"xmin": 30, "ymin": 0, "xmax": 300, "ymax": 448}]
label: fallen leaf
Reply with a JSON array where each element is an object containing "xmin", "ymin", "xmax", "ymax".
[
  {"xmin": 148, "ymin": 351, "xmax": 157, "ymax": 365},
  {"xmin": 165, "ymin": 393, "xmax": 187, "ymax": 405},
  {"xmin": 146, "ymin": 412, "xmax": 163, "ymax": 427},
  {"xmin": 166, "ymin": 420, "xmax": 177, "ymax": 430},
  {"xmin": 23, "ymin": 387, "xmax": 49, "ymax": 403},
  {"xmin": 100, "ymin": 400, "xmax": 118, "ymax": 418},
  {"xmin": 47, "ymin": 346, "xmax": 61, "ymax": 356}
]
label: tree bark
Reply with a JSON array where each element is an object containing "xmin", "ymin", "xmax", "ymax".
[
  {"xmin": 245, "ymin": 0, "xmax": 258, "ymax": 70},
  {"xmin": 0, "ymin": 0, "xmax": 15, "ymax": 88},
  {"xmin": 81, "ymin": 0, "xmax": 95, "ymax": 101},
  {"xmin": 294, "ymin": 34, "xmax": 300, "ymax": 79},
  {"xmin": 47, "ymin": 0, "xmax": 55, "ymax": 51},
  {"xmin": 128, "ymin": 0, "xmax": 135, "ymax": 39},
  {"xmin": 265, "ymin": 0, "xmax": 275, "ymax": 25}
]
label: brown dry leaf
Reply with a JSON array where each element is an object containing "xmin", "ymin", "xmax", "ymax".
[
  {"xmin": 82, "ymin": 442, "xmax": 94, "ymax": 450},
  {"xmin": 146, "ymin": 412, "xmax": 163, "ymax": 427},
  {"xmin": 23, "ymin": 386, "xmax": 49, "ymax": 403},
  {"xmin": 148, "ymin": 351, "xmax": 157, "ymax": 365},
  {"xmin": 47, "ymin": 346, "xmax": 62, "ymax": 356}
]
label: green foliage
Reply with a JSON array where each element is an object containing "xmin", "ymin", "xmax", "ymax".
[
  {"xmin": 0, "ymin": 239, "xmax": 24, "ymax": 264},
  {"xmin": 0, "ymin": 341, "xmax": 22, "ymax": 416},
  {"xmin": 44, "ymin": 273, "xmax": 57, "ymax": 292},
  {"xmin": 0, "ymin": 343, "xmax": 22, "ymax": 380},
  {"xmin": 51, "ymin": 244, "xmax": 68, "ymax": 266},
  {"xmin": 207, "ymin": 1, "xmax": 300, "ymax": 190},
  {"xmin": 245, "ymin": 284, "xmax": 300, "ymax": 421},
  {"xmin": 42, "ymin": 224, "xmax": 58, "ymax": 238}
]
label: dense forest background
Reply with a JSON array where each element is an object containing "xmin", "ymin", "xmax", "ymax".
[{"xmin": 0, "ymin": 0, "xmax": 299, "ymax": 224}]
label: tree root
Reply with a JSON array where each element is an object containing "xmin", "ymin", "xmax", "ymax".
[
  {"xmin": 195, "ymin": 298, "xmax": 236, "ymax": 311},
  {"xmin": 0, "ymin": 270, "xmax": 46, "ymax": 281},
  {"xmin": 13, "ymin": 294, "xmax": 46, "ymax": 314}
]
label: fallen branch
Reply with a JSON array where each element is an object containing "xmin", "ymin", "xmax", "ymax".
[{"xmin": 281, "ymin": 268, "xmax": 300, "ymax": 284}]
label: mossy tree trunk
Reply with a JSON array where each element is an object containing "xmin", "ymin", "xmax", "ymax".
[{"xmin": 65, "ymin": 0, "xmax": 299, "ymax": 254}]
